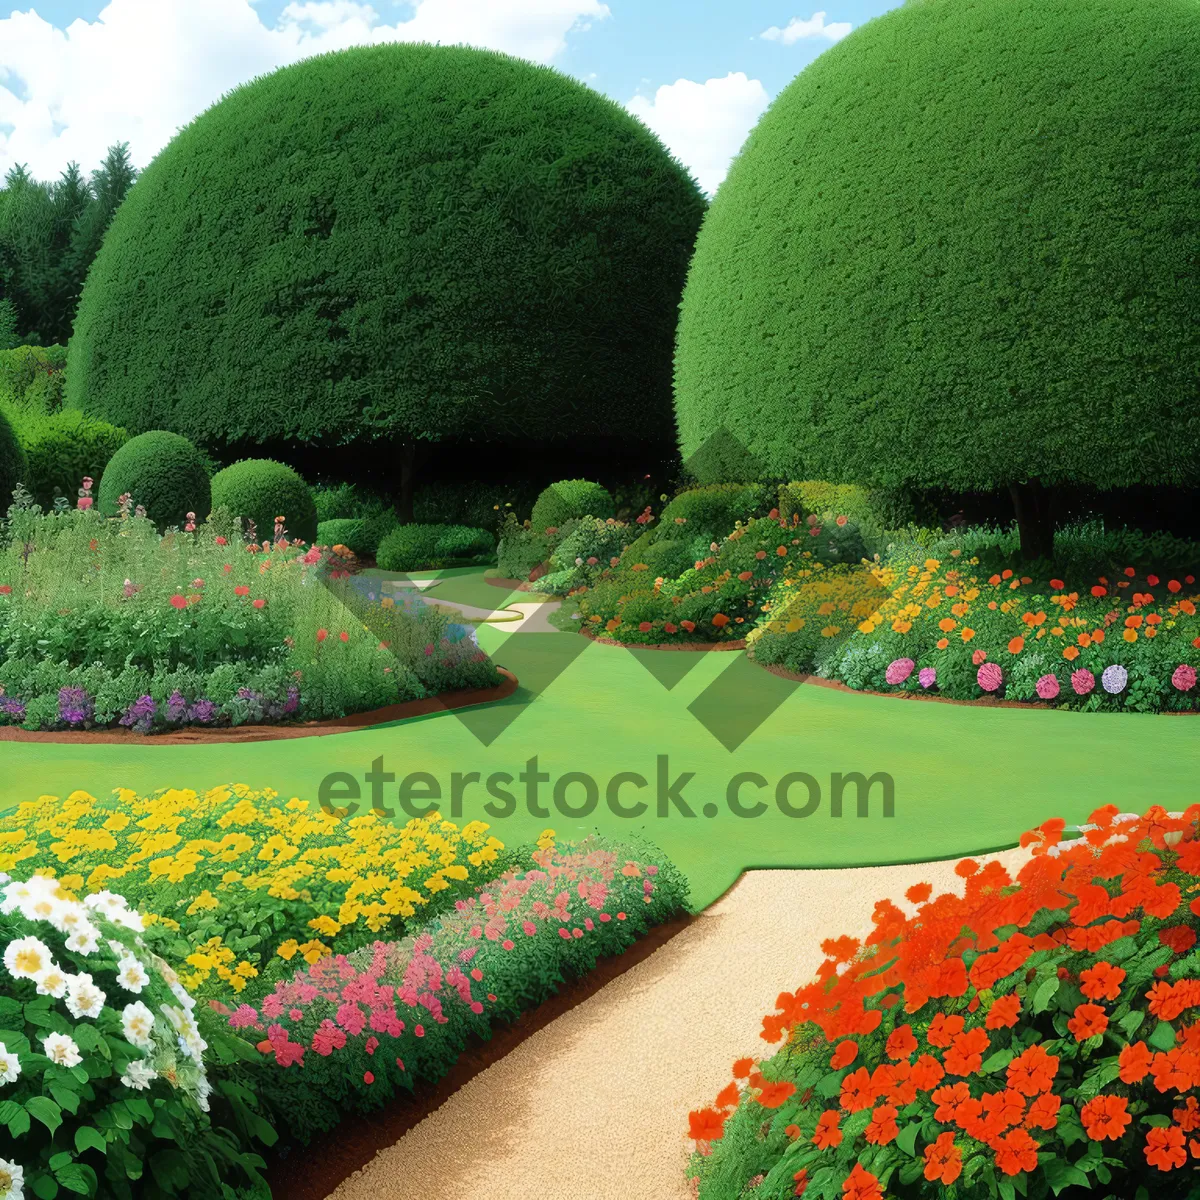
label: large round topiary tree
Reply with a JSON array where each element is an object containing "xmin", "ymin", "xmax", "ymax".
[
  {"xmin": 68, "ymin": 44, "xmax": 707, "ymax": 520},
  {"xmin": 209, "ymin": 458, "xmax": 318, "ymax": 545},
  {"xmin": 674, "ymin": 0, "xmax": 1200, "ymax": 558}
]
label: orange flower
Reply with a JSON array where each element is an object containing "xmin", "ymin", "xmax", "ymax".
[
  {"xmin": 715, "ymin": 1082, "xmax": 739, "ymax": 1108},
  {"xmin": 932, "ymin": 1081, "xmax": 970, "ymax": 1121},
  {"xmin": 842, "ymin": 1164, "xmax": 883, "ymax": 1200},
  {"xmin": 1145, "ymin": 1125, "xmax": 1187, "ymax": 1172},
  {"xmin": 1119, "ymin": 1041, "xmax": 1152, "ymax": 1084},
  {"xmin": 886, "ymin": 1025, "xmax": 918, "ymax": 1060},
  {"xmin": 732, "ymin": 1057, "xmax": 754, "ymax": 1079},
  {"xmin": 1079, "ymin": 961, "xmax": 1125, "ymax": 1001},
  {"xmin": 986, "ymin": 994, "xmax": 1021, "ymax": 1029},
  {"xmin": 961, "ymin": 627, "xmax": 975, "ymax": 642},
  {"xmin": 830, "ymin": 1040, "xmax": 858, "ymax": 1070},
  {"xmin": 936, "ymin": 637, "xmax": 949, "ymax": 649},
  {"xmin": 812, "ymin": 1110, "xmax": 842, "ymax": 1149},
  {"xmin": 1049, "ymin": 578, "xmax": 1065, "ymax": 589},
  {"xmin": 945, "ymin": 1027, "xmax": 990, "ymax": 1076},
  {"xmin": 1062, "ymin": 645, "xmax": 1080, "ymax": 660},
  {"xmin": 784, "ymin": 1123, "xmax": 801, "ymax": 1140},
  {"xmin": 928, "ymin": 1012, "xmax": 965, "ymax": 1048},
  {"xmin": 1080, "ymin": 1095, "xmax": 1131, "ymax": 1141},
  {"xmin": 688, "ymin": 1108, "xmax": 727, "ymax": 1142},
  {"xmin": 840, "ymin": 1067, "xmax": 875, "ymax": 1113},
  {"xmin": 757, "ymin": 1079, "xmax": 797, "ymax": 1108},
  {"xmin": 1175, "ymin": 1097, "xmax": 1200, "ymax": 1133},
  {"xmin": 911, "ymin": 1054, "xmax": 944, "ymax": 1091},
  {"xmin": 1008, "ymin": 1044, "xmax": 1059, "ymax": 1096},
  {"xmin": 712, "ymin": 613, "xmax": 730, "ymax": 628},
  {"xmin": 864, "ymin": 1103, "xmax": 899, "ymax": 1145},
  {"xmin": 938, "ymin": 617, "xmax": 956, "ymax": 632},
  {"xmin": 923, "ymin": 1131, "xmax": 962, "ymax": 1184},
  {"xmin": 1125, "ymin": 613, "xmax": 1144, "ymax": 628},
  {"xmin": 906, "ymin": 882, "xmax": 932, "ymax": 903},
  {"xmin": 1008, "ymin": 636, "xmax": 1024, "ymax": 654},
  {"xmin": 1024, "ymin": 1092, "xmax": 1061, "ymax": 1130},
  {"xmin": 1067, "ymin": 1003, "xmax": 1108, "ymax": 1041},
  {"xmin": 994, "ymin": 1128, "xmax": 1039, "ymax": 1176}
]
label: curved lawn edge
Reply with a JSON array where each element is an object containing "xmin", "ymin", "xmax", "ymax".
[{"xmin": 0, "ymin": 669, "xmax": 519, "ymax": 745}]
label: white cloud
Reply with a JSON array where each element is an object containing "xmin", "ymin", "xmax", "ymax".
[
  {"xmin": 0, "ymin": 0, "xmax": 610, "ymax": 180},
  {"xmin": 626, "ymin": 73, "xmax": 770, "ymax": 197},
  {"xmin": 760, "ymin": 12, "xmax": 852, "ymax": 44}
]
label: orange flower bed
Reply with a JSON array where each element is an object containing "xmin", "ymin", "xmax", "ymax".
[{"xmin": 687, "ymin": 806, "xmax": 1200, "ymax": 1198}]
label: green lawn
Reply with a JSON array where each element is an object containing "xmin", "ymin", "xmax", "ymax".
[{"xmin": 2, "ymin": 569, "xmax": 1195, "ymax": 909}]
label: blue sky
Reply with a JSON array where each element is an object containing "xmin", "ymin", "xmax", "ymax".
[{"xmin": 0, "ymin": 0, "xmax": 901, "ymax": 192}]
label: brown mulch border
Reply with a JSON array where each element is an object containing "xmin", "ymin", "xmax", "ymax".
[
  {"xmin": 261, "ymin": 911, "xmax": 694, "ymax": 1200},
  {"xmin": 0, "ymin": 669, "xmax": 518, "ymax": 745}
]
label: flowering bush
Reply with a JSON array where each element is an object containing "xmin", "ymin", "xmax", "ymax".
[
  {"xmin": 0, "ymin": 487, "xmax": 500, "ymax": 731},
  {"xmin": 687, "ymin": 804, "xmax": 1200, "ymax": 1199},
  {"xmin": 0, "ymin": 872, "xmax": 270, "ymax": 1198},
  {"xmin": 229, "ymin": 831, "xmax": 689, "ymax": 1141},
  {"xmin": 0, "ymin": 785, "xmax": 510, "ymax": 1002},
  {"xmin": 749, "ymin": 549, "xmax": 1200, "ymax": 713}
]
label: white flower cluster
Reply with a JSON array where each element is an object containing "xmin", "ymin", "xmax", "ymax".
[{"xmin": 0, "ymin": 873, "xmax": 212, "ymax": 1135}]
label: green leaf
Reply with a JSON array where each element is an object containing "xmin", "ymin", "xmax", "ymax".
[
  {"xmin": 53, "ymin": 1164, "xmax": 97, "ymax": 1196},
  {"xmin": 149, "ymin": 1148, "xmax": 190, "ymax": 1191},
  {"xmin": 896, "ymin": 1121, "xmax": 920, "ymax": 1157},
  {"xmin": 47, "ymin": 1153, "xmax": 73, "ymax": 1172},
  {"xmin": 981, "ymin": 1048, "xmax": 1015, "ymax": 1074},
  {"xmin": 0, "ymin": 997, "xmax": 22, "ymax": 1022},
  {"xmin": 49, "ymin": 1084, "xmax": 80, "ymax": 1115},
  {"xmin": 997, "ymin": 1177, "xmax": 1016, "ymax": 1200},
  {"xmin": 1149, "ymin": 1020, "xmax": 1177, "ymax": 1051},
  {"xmin": 1119, "ymin": 1009, "xmax": 1145, "ymax": 1037},
  {"xmin": 1034, "ymin": 976, "xmax": 1060, "ymax": 1013},
  {"xmin": 26, "ymin": 1095, "xmax": 63, "ymax": 1134},
  {"xmin": 1041, "ymin": 1158, "xmax": 1090, "ymax": 1194},
  {"xmin": 814, "ymin": 1070, "xmax": 843, "ymax": 1098},
  {"xmin": 5, "ymin": 1106, "xmax": 30, "ymax": 1137},
  {"xmin": 74, "ymin": 1126, "xmax": 106, "ymax": 1155},
  {"xmin": 31, "ymin": 1174, "xmax": 58, "ymax": 1200}
]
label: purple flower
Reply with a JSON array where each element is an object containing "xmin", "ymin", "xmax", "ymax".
[
  {"xmin": 0, "ymin": 696, "xmax": 26, "ymax": 720},
  {"xmin": 1101, "ymin": 664, "xmax": 1128, "ymax": 694},
  {"xmin": 188, "ymin": 699, "xmax": 217, "ymax": 724},
  {"xmin": 1173, "ymin": 664, "xmax": 1197, "ymax": 692},
  {"xmin": 166, "ymin": 690, "xmax": 189, "ymax": 723},
  {"xmin": 58, "ymin": 686, "xmax": 93, "ymax": 726},
  {"xmin": 283, "ymin": 685, "xmax": 300, "ymax": 715},
  {"xmin": 918, "ymin": 667, "xmax": 936, "ymax": 689},
  {"xmin": 885, "ymin": 658, "xmax": 915, "ymax": 685},
  {"xmin": 977, "ymin": 662, "xmax": 1003, "ymax": 693},
  {"xmin": 1035, "ymin": 674, "xmax": 1060, "ymax": 701},
  {"xmin": 119, "ymin": 694, "xmax": 157, "ymax": 734},
  {"xmin": 1071, "ymin": 668, "xmax": 1095, "ymax": 696}
]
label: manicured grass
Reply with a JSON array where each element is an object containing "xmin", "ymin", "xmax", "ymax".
[{"xmin": 3, "ymin": 569, "xmax": 1197, "ymax": 909}]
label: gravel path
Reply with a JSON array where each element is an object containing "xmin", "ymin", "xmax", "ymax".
[{"xmin": 327, "ymin": 847, "xmax": 1030, "ymax": 1200}]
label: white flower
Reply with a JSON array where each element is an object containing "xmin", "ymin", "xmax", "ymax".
[
  {"xmin": 0, "ymin": 874, "xmax": 59, "ymax": 915},
  {"xmin": 195, "ymin": 1073, "xmax": 212, "ymax": 1112},
  {"xmin": 84, "ymin": 890, "xmax": 128, "ymax": 918},
  {"xmin": 0, "ymin": 1042, "xmax": 21, "ymax": 1086},
  {"xmin": 4, "ymin": 935, "xmax": 53, "ymax": 980},
  {"xmin": 65, "ymin": 974, "xmax": 107, "ymax": 1020},
  {"xmin": 0, "ymin": 1157, "xmax": 24, "ymax": 1200},
  {"xmin": 168, "ymin": 980, "xmax": 197, "ymax": 1013},
  {"xmin": 64, "ymin": 922, "xmax": 101, "ymax": 955},
  {"xmin": 34, "ymin": 966, "xmax": 69, "ymax": 999},
  {"xmin": 122, "ymin": 1002, "xmax": 155, "ymax": 1051},
  {"xmin": 120, "ymin": 1059, "xmax": 156, "ymax": 1091},
  {"xmin": 116, "ymin": 956, "xmax": 150, "ymax": 994},
  {"xmin": 41, "ymin": 1032, "xmax": 82, "ymax": 1068}
]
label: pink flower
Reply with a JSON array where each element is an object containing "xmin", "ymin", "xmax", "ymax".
[
  {"xmin": 918, "ymin": 667, "xmax": 936, "ymax": 689},
  {"xmin": 1035, "ymin": 673, "xmax": 1060, "ymax": 700},
  {"xmin": 885, "ymin": 658, "xmax": 914, "ymax": 685},
  {"xmin": 1173, "ymin": 664, "xmax": 1197, "ymax": 692},
  {"xmin": 311, "ymin": 1020, "xmax": 347, "ymax": 1056},
  {"xmin": 169, "ymin": 594, "xmax": 187, "ymax": 609},
  {"xmin": 977, "ymin": 662, "xmax": 1003, "ymax": 692},
  {"xmin": 365, "ymin": 1037, "xmax": 379, "ymax": 1056},
  {"xmin": 1071, "ymin": 668, "xmax": 1095, "ymax": 695},
  {"xmin": 76, "ymin": 496, "xmax": 93, "ymax": 511}
]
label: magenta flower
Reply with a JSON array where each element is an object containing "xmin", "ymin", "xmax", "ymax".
[
  {"xmin": 918, "ymin": 667, "xmax": 936, "ymax": 689},
  {"xmin": 977, "ymin": 662, "xmax": 1003, "ymax": 692},
  {"xmin": 885, "ymin": 658, "xmax": 915, "ymax": 685},
  {"xmin": 1071, "ymin": 668, "xmax": 1095, "ymax": 695},
  {"xmin": 1173, "ymin": 664, "xmax": 1197, "ymax": 692},
  {"xmin": 1035, "ymin": 674, "xmax": 1060, "ymax": 701}
]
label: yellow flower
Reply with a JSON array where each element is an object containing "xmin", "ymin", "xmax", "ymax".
[
  {"xmin": 277, "ymin": 940, "xmax": 300, "ymax": 961},
  {"xmin": 186, "ymin": 890, "xmax": 220, "ymax": 915}
]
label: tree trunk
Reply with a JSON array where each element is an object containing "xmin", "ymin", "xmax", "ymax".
[{"xmin": 1008, "ymin": 480, "xmax": 1056, "ymax": 561}]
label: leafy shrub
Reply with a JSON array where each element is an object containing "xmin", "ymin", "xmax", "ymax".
[
  {"xmin": 687, "ymin": 804, "xmax": 1200, "ymax": 1199},
  {"xmin": 657, "ymin": 482, "xmax": 776, "ymax": 543},
  {"xmin": 0, "ymin": 498, "xmax": 501, "ymax": 730},
  {"xmin": 317, "ymin": 518, "xmax": 368, "ymax": 554},
  {"xmin": 231, "ymin": 831, "xmax": 690, "ymax": 1141},
  {"xmin": 0, "ymin": 408, "xmax": 25, "ymax": 507},
  {"xmin": 538, "ymin": 517, "xmax": 636, "ymax": 595},
  {"xmin": 530, "ymin": 479, "xmax": 615, "ymax": 533},
  {"xmin": 376, "ymin": 523, "xmax": 494, "ymax": 572},
  {"xmin": 209, "ymin": 459, "xmax": 317, "ymax": 545},
  {"xmin": 17, "ymin": 410, "xmax": 129, "ymax": 508},
  {"xmin": 0, "ymin": 345, "xmax": 66, "ymax": 411},
  {"xmin": 0, "ymin": 872, "xmax": 271, "ymax": 1198},
  {"xmin": 97, "ymin": 431, "xmax": 211, "ymax": 531},
  {"xmin": 496, "ymin": 513, "xmax": 561, "ymax": 581},
  {"xmin": 0, "ymin": 787, "xmax": 510, "ymax": 1005}
]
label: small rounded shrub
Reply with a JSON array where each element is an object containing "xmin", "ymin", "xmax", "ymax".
[
  {"xmin": 0, "ymin": 408, "xmax": 27, "ymax": 508},
  {"xmin": 530, "ymin": 480, "xmax": 615, "ymax": 533},
  {"xmin": 377, "ymin": 524, "xmax": 495, "ymax": 572},
  {"xmin": 657, "ymin": 483, "xmax": 776, "ymax": 543},
  {"xmin": 19, "ymin": 410, "xmax": 128, "ymax": 507},
  {"xmin": 98, "ymin": 431, "xmax": 211, "ymax": 530},
  {"xmin": 209, "ymin": 459, "xmax": 318, "ymax": 545},
  {"xmin": 317, "ymin": 518, "xmax": 368, "ymax": 553}
]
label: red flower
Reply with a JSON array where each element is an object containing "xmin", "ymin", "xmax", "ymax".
[
  {"xmin": 1008, "ymin": 1044, "xmax": 1059, "ymax": 1096},
  {"xmin": 1024, "ymin": 1092, "xmax": 1061, "ymax": 1130},
  {"xmin": 994, "ymin": 1128, "xmax": 1040, "ymax": 1176},
  {"xmin": 715, "ymin": 1083, "xmax": 739, "ymax": 1109},
  {"xmin": 886, "ymin": 1024, "xmax": 918, "ymax": 1060},
  {"xmin": 234, "ymin": 585, "xmax": 250, "ymax": 596},
  {"xmin": 688, "ymin": 1108, "xmax": 726, "ymax": 1142},
  {"xmin": 840, "ymin": 1067, "xmax": 875, "ymax": 1112},
  {"xmin": 830, "ymin": 1040, "xmax": 858, "ymax": 1070},
  {"xmin": 1080, "ymin": 1095, "xmax": 1130, "ymax": 1141},
  {"xmin": 169, "ymin": 594, "xmax": 187, "ymax": 609},
  {"xmin": 340, "ymin": 631, "xmax": 350, "ymax": 643},
  {"xmin": 732, "ymin": 1058, "xmax": 754, "ymax": 1079},
  {"xmin": 945, "ymin": 1027, "xmax": 989, "ymax": 1075},
  {"xmin": 842, "ymin": 1163, "xmax": 883, "ymax": 1200},
  {"xmin": 1145, "ymin": 1125, "xmax": 1187, "ymax": 1171},
  {"xmin": 317, "ymin": 629, "xmax": 328, "ymax": 642},
  {"xmin": 252, "ymin": 597, "xmax": 266, "ymax": 609},
  {"xmin": 986, "ymin": 994, "xmax": 1021, "ymax": 1029},
  {"xmin": 757, "ymin": 1079, "xmax": 796, "ymax": 1108},
  {"xmin": 1079, "ymin": 961, "xmax": 1125, "ymax": 1001},
  {"xmin": 812, "ymin": 1110, "xmax": 842, "ymax": 1149},
  {"xmin": 923, "ymin": 1131, "xmax": 962, "ymax": 1184},
  {"xmin": 1067, "ymin": 1003, "xmax": 1108, "ymax": 1041},
  {"xmin": 1160, "ymin": 925, "xmax": 1197, "ymax": 955},
  {"xmin": 1119, "ymin": 1041, "xmax": 1152, "ymax": 1084},
  {"xmin": 911, "ymin": 1054, "xmax": 944, "ymax": 1091},
  {"xmin": 864, "ymin": 1103, "xmax": 899, "ymax": 1145},
  {"xmin": 927, "ymin": 1013, "xmax": 965, "ymax": 1048}
]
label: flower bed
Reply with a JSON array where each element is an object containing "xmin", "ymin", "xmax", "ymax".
[
  {"xmin": 228, "ymin": 831, "xmax": 690, "ymax": 1142},
  {"xmin": 0, "ymin": 785, "xmax": 511, "ymax": 1001},
  {"xmin": 687, "ymin": 805, "xmax": 1200, "ymax": 1198},
  {"xmin": 0, "ymin": 872, "xmax": 272, "ymax": 1199},
  {"xmin": 0, "ymin": 488, "xmax": 500, "ymax": 732}
]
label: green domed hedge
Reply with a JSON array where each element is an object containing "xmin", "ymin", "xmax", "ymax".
[
  {"xmin": 68, "ymin": 44, "xmax": 706, "ymax": 473},
  {"xmin": 20, "ymin": 411, "xmax": 129, "ymax": 508},
  {"xmin": 210, "ymin": 459, "xmax": 317, "ymax": 545},
  {"xmin": 675, "ymin": 0, "xmax": 1200, "ymax": 556},
  {"xmin": 98, "ymin": 431, "xmax": 210, "ymax": 529},
  {"xmin": 0, "ymin": 409, "xmax": 26, "ymax": 508},
  {"xmin": 530, "ymin": 479, "xmax": 615, "ymax": 532}
]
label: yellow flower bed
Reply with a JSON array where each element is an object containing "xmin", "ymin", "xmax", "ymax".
[{"xmin": 0, "ymin": 784, "xmax": 505, "ymax": 996}]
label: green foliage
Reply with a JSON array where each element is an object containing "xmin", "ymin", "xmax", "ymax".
[
  {"xmin": 656, "ymin": 482, "xmax": 776, "ymax": 542},
  {"xmin": 376, "ymin": 523, "xmax": 495, "ymax": 572},
  {"xmin": 97, "ymin": 431, "xmax": 211, "ymax": 531},
  {"xmin": 0, "ymin": 406, "xmax": 26, "ymax": 506},
  {"xmin": 68, "ymin": 45, "xmax": 706, "ymax": 462},
  {"xmin": 209, "ymin": 459, "xmax": 318, "ymax": 545},
  {"xmin": 16, "ymin": 410, "xmax": 129, "ymax": 507},
  {"xmin": 540, "ymin": 516, "xmax": 636, "ymax": 593},
  {"xmin": 675, "ymin": 0, "xmax": 1200, "ymax": 493},
  {"xmin": 317, "ymin": 518, "xmax": 367, "ymax": 553},
  {"xmin": 496, "ymin": 514, "xmax": 560, "ymax": 581},
  {"xmin": 530, "ymin": 479, "xmax": 615, "ymax": 533},
  {"xmin": 0, "ymin": 344, "xmax": 66, "ymax": 410}
]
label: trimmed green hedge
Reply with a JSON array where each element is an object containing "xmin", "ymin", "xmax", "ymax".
[
  {"xmin": 674, "ymin": 0, "xmax": 1200, "ymax": 493},
  {"xmin": 68, "ymin": 44, "xmax": 706, "ymax": 462},
  {"xmin": 19, "ymin": 410, "xmax": 129, "ymax": 508},
  {"xmin": 210, "ymin": 459, "xmax": 318, "ymax": 545},
  {"xmin": 97, "ymin": 430, "xmax": 210, "ymax": 530},
  {"xmin": 0, "ymin": 407, "xmax": 26, "ymax": 508},
  {"xmin": 530, "ymin": 480, "xmax": 615, "ymax": 533},
  {"xmin": 377, "ymin": 524, "xmax": 495, "ymax": 572}
]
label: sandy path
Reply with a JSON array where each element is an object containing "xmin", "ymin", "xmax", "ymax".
[{"xmin": 328, "ymin": 847, "xmax": 1031, "ymax": 1200}]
